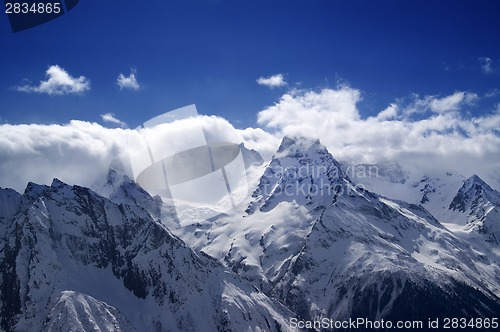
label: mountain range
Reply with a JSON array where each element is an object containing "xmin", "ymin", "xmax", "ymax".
[{"xmin": 1, "ymin": 136, "xmax": 499, "ymax": 331}]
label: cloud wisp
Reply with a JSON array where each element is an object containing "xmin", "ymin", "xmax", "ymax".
[
  {"xmin": 402, "ymin": 91, "xmax": 478, "ymax": 115},
  {"xmin": 256, "ymin": 74, "xmax": 287, "ymax": 88},
  {"xmin": 101, "ymin": 113, "xmax": 127, "ymax": 128},
  {"xmin": 117, "ymin": 69, "xmax": 140, "ymax": 91},
  {"xmin": 480, "ymin": 57, "xmax": 494, "ymax": 74},
  {"xmin": 15, "ymin": 65, "xmax": 90, "ymax": 95}
]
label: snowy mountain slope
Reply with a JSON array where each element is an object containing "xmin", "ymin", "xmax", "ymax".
[
  {"xmin": 164, "ymin": 136, "xmax": 500, "ymax": 323},
  {"xmin": 272, "ymin": 190, "xmax": 500, "ymax": 321},
  {"xmin": 0, "ymin": 177, "xmax": 294, "ymax": 331},
  {"xmin": 447, "ymin": 174, "xmax": 500, "ymax": 244},
  {"xmin": 348, "ymin": 161, "xmax": 500, "ymax": 244},
  {"xmin": 163, "ymin": 136, "xmax": 347, "ymax": 290},
  {"xmin": 343, "ymin": 162, "xmax": 466, "ymax": 221}
]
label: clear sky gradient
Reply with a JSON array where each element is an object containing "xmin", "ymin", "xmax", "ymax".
[{"xmin": 1, "ymin": 0, "xmax": 499, "ymax": 128}]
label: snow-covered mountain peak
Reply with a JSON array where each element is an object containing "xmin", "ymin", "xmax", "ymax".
[
  {"xmin": 446, "ymin": 174, "xmax": 500, "ymax": 243},
  {"xmin": 248, "ymin": 136, "xmax": 347, "ymax": 212},
  {"xmin": 275, "ymin": 135, "xmax": 327, "ymax": 159},
  {"xmin": 449, "ymin": 174, "xmax": 499, "ymax": 213},
  {"xmin": 239, "ymin": 143, "xmax": 264, "ymax": 168},
  {"xmin": 92, "ymin": 168, "xmax": 131, "ymax": 198},
  {"xmin": 106, "ymin": 168, "xmax": 128, "ymax": 187},
  {"xmin": 97, "ymin": 168, "xmax": 163, "ymax": 220},
  {"xmin": 50, "ymin": 178, "xmax": 73, "ymax": 191},
  {"xmin": 24, "ymin": 181, "xmax": 48, "ymax": 196},
  {"xmin": 86, "ymin": 168, "xmax": 163, "ymax": 219},
  {"xmin": 461, "ymin": 174, "xmax": 495, "ymax": 196},
  {"xmin": 467, "ymin": 173, "xmax": 486, "ymax": 185}
]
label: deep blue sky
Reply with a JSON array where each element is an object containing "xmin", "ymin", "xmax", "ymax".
[{"xmin": 1, "ymin": 0, "xmax": 499, "ymax": 128}]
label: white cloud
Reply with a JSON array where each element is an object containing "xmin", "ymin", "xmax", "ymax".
[
  {"xmin": 256, "ymin": 74, "xmax": 287, "ymax": 88},
  {"xmin": 258, "ymin": 87, "xmax": 361, "ymax": 132},
  {"xmin": 101, "ymin": 113, "xmax": 127, "ymax": 128},
  {"xmin": 117, "ymin": 69, "xmax": 140, "ymax": 90},
  {"xmin": 16, "ymin": 65, "xmax": 90, "ymax": 95}
]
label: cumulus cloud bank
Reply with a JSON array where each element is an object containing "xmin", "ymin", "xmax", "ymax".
[
  {"xmin": 257, "ymin": 86, "xmax": 500, "ymax": 183},
  {"xmin": 0, "ymin": 116, "xmax": 263, "ymax": 193},
  {"xmin": 117, "ymin": 69, "xmax": 140, "ymax": 90},
  {"xmin": 0, "ymin": 121, "xmax": 128, "ymax": 192},
  {"xmin": 1, "ymin": 85, "xmax": 499, "ymax": 192},
  {"xmin": 15, "ymin": 65, "xmax": 90, "ymax": 95}
]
